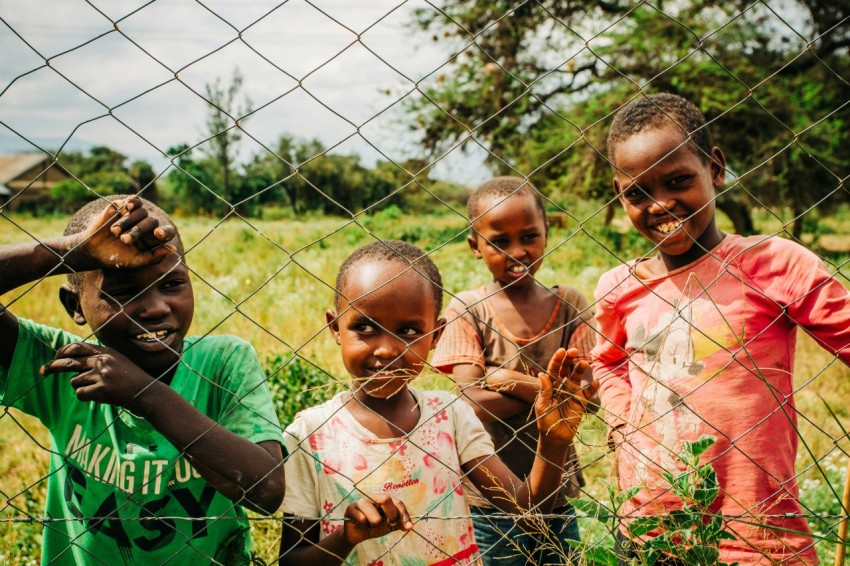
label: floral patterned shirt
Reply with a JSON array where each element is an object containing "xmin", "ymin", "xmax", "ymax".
[{"xmin": 282, "ymin": 388, "xmax": 494, "ymax": 566}]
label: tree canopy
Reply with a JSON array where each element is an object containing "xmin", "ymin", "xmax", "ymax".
[{"xmin": 408, "ymin": 0, "xmax": 850, "ymax": 236}]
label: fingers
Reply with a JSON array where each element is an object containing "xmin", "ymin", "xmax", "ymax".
[
  {"xmin": 375, "ymin": 494, "xmax": 413, "ymax": 531},
  {"xmin": 40, "ymin": 343, "xmax": 101, "ymax": 375},
  {"xmin": 346, "ymin": 495, "xmax": 413, "ymax": 541},
  {"xmin": 107, "ymin": 198, "xmax": 177, "ymax": 250}
]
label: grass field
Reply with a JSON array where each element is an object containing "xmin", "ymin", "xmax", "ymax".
[{"xmin": 0, "ymin": 203, "xmax": 848, "ymax": 564}]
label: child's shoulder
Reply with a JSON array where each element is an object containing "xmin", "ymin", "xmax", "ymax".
[
  {"xmin": 13, "ymin": 317, "xmax": 87, "ymax": 357},
  {"xmin": 444, "ymin": 286, "xmax": 489, "ymax": 312},
  {"xmin": 554, "ymin": 283, "xmax": 590, "ymax": 303},
  {"xmin": 183, "ymin": 334, "xmax": 260, "ymax": 361},
  {"xmin": 412, "ymin": 387, "xmax": 477, "ymax": 422},
  {"xmin": 285, "ymin": 392, "xmax": 346, "ymax": 433},
  {"xmin": 719, "ymin": 234, "xmax": 823, "ymax": 274}
]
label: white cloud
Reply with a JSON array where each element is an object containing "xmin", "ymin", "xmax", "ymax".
[{"xmin": 0, "ymin": 0, "xmax": 491, "ymax": 184}]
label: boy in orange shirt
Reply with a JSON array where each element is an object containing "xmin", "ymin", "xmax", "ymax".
[{"xmin": 432, "ymin": 177, "xmax": 596, "ymax": 565}]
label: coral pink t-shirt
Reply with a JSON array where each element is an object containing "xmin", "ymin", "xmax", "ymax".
[{"xmin": 592, "ymin": 235, "xmax": 849, "ymax": 565}]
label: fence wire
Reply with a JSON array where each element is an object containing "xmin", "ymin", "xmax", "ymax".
[{"xmin": 0, "ymin": 0, "xmax": 848, "ymax": 565}]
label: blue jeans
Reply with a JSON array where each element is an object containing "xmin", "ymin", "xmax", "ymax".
[{"xmin": 471, "ymin": 505, "xmax": 579, "ymax": 566}]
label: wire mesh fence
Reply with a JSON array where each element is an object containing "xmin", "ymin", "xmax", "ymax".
[{"xmin": 0, "ymin": 0, "xmax": 848, "ymax": 565}]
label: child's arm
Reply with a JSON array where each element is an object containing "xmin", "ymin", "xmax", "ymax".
[
  {"xmin": 41, "ymin": 342, "xmax": 285, "ymax": 514},
  {"xmin": 279, "ymin": 495, "xmax": 413, "ymax": 565},
  {"xmin": 592, "ymin": 272, "xmax": 632, "ymax": 454},
  {"xmin": 453, "ymin": 363, "xmax": 531, "ymax": 423},
  {"xmin": 0, "ymin": 196, "xmax": 176, "ymax": 367},
  {"xmin": 462, "ymin": 348, "xmax": 596, "ymax": 516}
]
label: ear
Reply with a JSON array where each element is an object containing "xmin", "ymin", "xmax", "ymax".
[
  {"xmin": 429, "ymin": 317, "xmax": 447, "ymax": 351},
  {"xmin": 326, "ymin": 309, "xmax": 342, "ymax": 345},
  {"xmin": 709, "ymin": 146, "xmax": 727, "ymax": 188},
  {"xmin": 612, "ymin": 178, "xmax": 626, "ymax": 207},
  {"xmin": 467, "ymin": 233, "xmax": 483, "ymax": 259},
  {"xmin": 59, "ymin": 284, "xmax": 87, "ymax": 326}
]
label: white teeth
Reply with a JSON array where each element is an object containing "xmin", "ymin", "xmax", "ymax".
[
  {"xmin": 135, "ymin": 330, "xmax": 167, "ymax": 342},
  {"xmin": 656, "ymin": 221, "xmax": 682, "ymax": 234},
  {"xmin": 509, "ymin": 265, "xmax": 526, "ymax": 273}
]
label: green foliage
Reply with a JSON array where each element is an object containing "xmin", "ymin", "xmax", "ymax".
[
  {"xmin": 408, "ymin": 1, "xmax": 850, "ymax": 235},
  {"xmin": 263, "ymin": 353, "xmax": 343, "ymax": 428},
  {"xmin": 48, "ymin": 146, "xmax": 157, "ymax": 212},
  {"xmin": 800, "ymin": 450, "xmax": 848, "ymax": 564},
  {"xmin": 573, "ymin": 435, "xmax": 740, "ymax": 566}
]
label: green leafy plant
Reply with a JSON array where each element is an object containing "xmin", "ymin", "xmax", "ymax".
[
  {"xmin": 264, "ymin": 353, "xmax": 343, "ymax": 428},
  {"xmin": 573, "ymin": 435, "xmax": 739, "ymax": 566}
]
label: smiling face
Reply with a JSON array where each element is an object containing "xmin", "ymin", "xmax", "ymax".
[
  {"xmin": 327, "ymin": 259, "xmax": 445, "ymax": 400},
  {"xmin": 67, "ymin": 246, "xmax": 194, "ymax": 380},
  {"xmin": 612, "ymin": 124, "xmax": 726, "ymax": 272},
  {"xmin": 468, "ymin": 192, "xmax": 548, "ymax": 288}
]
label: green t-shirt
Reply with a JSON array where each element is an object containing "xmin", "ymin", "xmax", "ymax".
[{"xmin": 0, "ymin": 318, "xmax": 284, "ymax": 565}]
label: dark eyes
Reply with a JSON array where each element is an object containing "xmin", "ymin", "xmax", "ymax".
[
  {"xmin": 489, "ymin": 233, "xmax": 539, "ymax": 248},
  {"xmin": 162, "ymin": 278, "xmax": 187, "ymax": 291},
  {"xmin": 354, "ymin": 322, "xmax": 377, "ymax": 333},
  {"xmin": 102, "ymin": 278, "xmax": 186, "ymax": 303},
  {"xmin": 623, "ymin": 186, "xmax": 648, "ymax": 202},
  {"xmin": 104, "ymin": 288, "xmax": 134, "ymax": 301},
  {"xmin": 352, "ymin": 323, "xmax": 420, "ymax": 338}
]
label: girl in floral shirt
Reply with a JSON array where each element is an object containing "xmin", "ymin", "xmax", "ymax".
[{"xmin": 279, "ymin": 240, "xmax": 595, "ymax": 566}]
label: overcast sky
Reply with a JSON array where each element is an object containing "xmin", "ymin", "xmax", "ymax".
[{"xmin": 0, "ymin": 0, "xmax": 492, "ymax": 184}]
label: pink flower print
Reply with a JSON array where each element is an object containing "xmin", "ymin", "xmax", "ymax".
[
  {"xmin": 432, "ymin": 474, "xmax": 448, "ymax": 494},
  {"xmin": 422, "ymin": 453, "xmax": 434, "ymax": 467},
  {"xmin": 308, "ymin": 417, "xmax": 344, "ymax": 452},
  {"xmin": 323, "ymin": 501, "xmax": 334, "ymax": 514},
  {"xmin": 452, "ymin": 477, "xmax": 464, "ymax": 495},
  {"xmin": 426, "ymin": 396, "xmax": 442, "ymax": 410},
  {"xmin": 435, "ymin": 409, "xmax": 448, "ymax": 423},
  {"xmin": 368, "ymin": 561, "xmax": 384, "ymax": 566},
  {"xmin": 389, "ymin": 439, "xmax": 408, "ymax": 456},
  {"xmin": 308, "ymin": 417, "xmax": 347, "ymax": 475},
  {"xmin": 318, "ymin": 454, "xmax": 341, "ymax": 476},
  {"xmin": 436, "ymin": 430, "xmax": 455, "ymax": 451},
  {"xmin": 353, "ymin": 452, "xmax": 368, "ymax": 471}
]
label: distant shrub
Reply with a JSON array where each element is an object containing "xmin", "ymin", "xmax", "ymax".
[{"xmin": 264, "ymin": 353, "xmax": 344, "ymax": 428}]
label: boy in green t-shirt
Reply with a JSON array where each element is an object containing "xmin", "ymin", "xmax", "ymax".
[{"xmin": 0, "ymin": 195, "xmax": 284, "ymax": 565}]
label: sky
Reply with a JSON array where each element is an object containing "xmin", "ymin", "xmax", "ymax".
[{"xmin": 0, "ymin": 0, "xmax": 492, "ymax": 184}]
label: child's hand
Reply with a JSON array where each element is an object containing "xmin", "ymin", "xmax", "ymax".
[
  {"xmin": 40, "ymin": 342, "xmax": 158, "ymax": 411},
  {"xmin": 534, "ymin": 347, "xmax": 598, "ymax": 444},
  {"xmin": 342, "ymin": 494, "xmax": 413, "ymax": 546},
  {"xmin": 72, "ymin": 195, "xmax": 177, "ymax": 271}
]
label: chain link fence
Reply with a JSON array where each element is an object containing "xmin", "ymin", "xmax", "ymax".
[{"xmin": 0, "ymin": 1, "xmax": 848, "ymax": 564}]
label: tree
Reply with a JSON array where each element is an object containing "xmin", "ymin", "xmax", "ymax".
[
  {"xmin": 201, "ymin": 69, "xmax": 254, "ymax": 213},
  {"xmin": 244, "ymin": 135, "xmax": 402, "ymax": 215},
  {"xmin": 52, "ymin": 146, "xmax": 157, "ymax": 212},
  {"xmin": 166, "ymin": 144, "xmax": 217, "ymax": 214},
  {"xmin": 408, "ymin": 1, "xmax": 850, "ymax": 236}
]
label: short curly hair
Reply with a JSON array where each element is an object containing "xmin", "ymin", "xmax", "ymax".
[
  {"xmin": 64, "ymin": 194, "xmax": 179, "ymax": 290},
  {"xmin": 334, "ymin": 240, "xmax": 443, "ymax": 315},
  {"xmin": 467, "ymin": 176, "xmax": 546, "ymax": 226},
  {"xmin": 607, "ymin": 93, "xmax": 712, "ymax": 166}
]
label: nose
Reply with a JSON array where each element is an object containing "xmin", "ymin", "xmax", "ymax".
[
  {"xmin": 374, "ymin": 333, "xmax": 404, "ymax": 360},
  {"xmin": 647, "ymin": 191, "xmax": 676, "ymax": 215},
  {"xmin": 505, "ymin": 240, "xmax": 528, "ymax": 260},
  {"xmin": 134, "ymin": 289, "xmax": 170, "ymax": 320}
]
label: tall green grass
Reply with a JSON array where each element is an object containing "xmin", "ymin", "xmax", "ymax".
[{"xmin": 0, "ymin": 204, "xmax": 847, "ymax": 564}]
